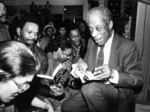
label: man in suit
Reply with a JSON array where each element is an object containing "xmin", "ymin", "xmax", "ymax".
[{"xmin": 61, "ymin": 6, "xmax": 143, "ymax": 112}]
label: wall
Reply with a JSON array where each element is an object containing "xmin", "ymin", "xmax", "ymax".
[
  {"xmin": 5, "ymin": 0, "xmax": 84, "ymax": 5},
  {"xmin": 135, "ymin": 0, "xmax": 150, "ymax": 103}
]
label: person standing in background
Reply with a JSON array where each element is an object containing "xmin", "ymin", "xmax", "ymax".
[
  {"xmin": 67, "ymin": 24, "xmax": 87, "ymax": 63},
  {"xmin": 0, "ymin": 1, "xmax": 11, "ymax": 41}
]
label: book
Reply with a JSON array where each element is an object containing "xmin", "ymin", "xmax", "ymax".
[
  {"xmin": 37, "ymin": 63, "xmax": 63, "ymax": 81},
  {"xmin": 71, "ymin": 59, "xmax": 95, "ymax": 83}
]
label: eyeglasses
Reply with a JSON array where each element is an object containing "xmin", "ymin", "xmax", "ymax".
[{"xmin": 12, "ymin": 79, "xmax": 30, "ymax": 93}]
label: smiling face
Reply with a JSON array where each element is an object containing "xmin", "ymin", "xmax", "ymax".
[
  {"xmin": 87, "ymin": 10, "xmax": 113, "ymax": 46},
  {"xmin": 0, "ymin": 75, "xmax": 34, "ymax": 103},
  {"xmin": 69, "ymin": 29, "xmax": 81, "ymax": 47}
]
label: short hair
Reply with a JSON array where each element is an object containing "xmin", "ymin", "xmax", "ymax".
[
  {"xmin": 59, "ymin": 39, "xmax": 72, "ymax": 51},
  {"xmin": 0, "ymin": 41, "xmax": 36, "ymax": 82},
  {"xmin": 76, "ymin": 19, "xmax": 89, "ymax": 31},
  {"xmin": 47, "ymin": 35, "xmax": 72, "ymax": 52},
  {"xmin": 67, "ymin": 23, "xmax": 80, "ymax": 37},
  {"xmin": 18, "ymin": 15, "xmax": 40, "ymax": 29},
  {"xmin": 86, "ymin": 6, "xmax": 113, "ymax": 26}
]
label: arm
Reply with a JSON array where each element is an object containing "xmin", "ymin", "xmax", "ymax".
[
  {"xmin": 31, "ymin": 97, "xmax": 54, "ymax": 112},
  {"xmin": 116, "ymin": 42, "xmax": 143, "ymax": 88}
]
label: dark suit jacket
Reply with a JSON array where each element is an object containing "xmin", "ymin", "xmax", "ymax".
[{"xmin": 84, "ymin": 33, "xmax": 143, "ymax": 112}]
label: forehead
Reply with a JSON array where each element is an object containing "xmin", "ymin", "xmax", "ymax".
[
  {"xmin": 59, "ymin": 27, "xmax": 66, "ymax": 30},
  {"xmin": 87, "ymin": 11, "xmax": 104, "ymax": 26},
  {"xmin": 0, "ymin": 3, "xmax": 5, "ymax": 8},
  {"xmin": 23, "ymin": 22, "xmax": 39, "ymax": 30},
  {"xmin": 47, "ymin": 27, "xmax": 53, "ymax": 31},
  {"xmin": 62, "ymin": 48, "xmax": 72, "ymax": 54},
  {"xmin": 70, "ymin": 29, "xmax": 79, "ymax": 34}
]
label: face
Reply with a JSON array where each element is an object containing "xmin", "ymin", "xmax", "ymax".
[
  {"xmin": 46, "ymin": 27, "xmax": 54, "ymax": 37},
  {"xmin": 87, "ymin": 11, "xmax": 112, "ymax": 46},
  {"xmin": 79, "ymin": 23, "xmax": 86, "ymax": 32},
  {"xmin": 69, "ymin": 29, "xmax": 81, "ymax": 46},
  {"xmin": 0, "ymin": 75, "xmax": 34, "ymax": 103},
  {"xmin": 0, "ymin": 3, "xmax": 7, "ymax": 23},
  {"xmin": 20, "ymin": 22, "xmax": 39, "ymax": 46},
  {"xmin": 59, "ymin": 27, "xmax": 66, "ymax": 36},
  {"xmin": 58, "ymin": 48, "xmax": 72, "ymax": 63}
]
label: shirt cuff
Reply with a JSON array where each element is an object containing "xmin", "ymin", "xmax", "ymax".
[{"xmin": 109, "ymin": 69, "xmax": 119, "ymax": 84}]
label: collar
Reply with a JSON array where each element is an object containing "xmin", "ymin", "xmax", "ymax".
[{"xmin": 105, "ymin": 30, "xmax": 114, "ymax": 47}]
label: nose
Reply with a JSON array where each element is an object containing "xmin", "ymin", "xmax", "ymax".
[
  {"xmin": 91, "ymin": 29, "xmax": 98, "ymax": 38},
  {"xmin": 75, "ymin": 37, "xmax": 79, "ymax": 41}
]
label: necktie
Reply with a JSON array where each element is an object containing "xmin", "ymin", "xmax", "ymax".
[{"xmin": 96, "ymin": 46, "xmax": 104, "ymax": 67}]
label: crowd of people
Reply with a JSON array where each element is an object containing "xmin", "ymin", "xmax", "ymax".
[{"xmin": 0, "ymin": 1, "xmax": 143, "ymax": 112}]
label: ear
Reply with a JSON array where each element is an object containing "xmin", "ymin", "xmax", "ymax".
[
  {"xmin": 16, "ymin": 27, "xmax": 21, "ymax": 36},
  {"xmin": 108, "ymin": 20, "xmax": 113, "ymax": 30}
]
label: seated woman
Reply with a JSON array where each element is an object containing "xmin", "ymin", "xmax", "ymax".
[{"xmin": 0, "ymin": 41, "xmax": 53, "ymax": 112}]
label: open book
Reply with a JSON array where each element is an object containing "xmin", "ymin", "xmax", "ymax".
[
  {"xmin": 37, "ymin": 63, "xmax": 63, "ymax": 81},
  {"xmin": 37, "ymin": 63, "xmax": 71, "ymax": 87},
  {"xmin": 71, "ymin": 59, "xmax": 95, "ymax": 83},
  {"xmin": 37, "ymin": 64, "xmax": 67, "ymax": 97}
]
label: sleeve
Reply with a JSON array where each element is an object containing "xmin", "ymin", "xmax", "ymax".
[{"xmin": 114, "ymin": 42, "xmax": 143, "ymax": 92}]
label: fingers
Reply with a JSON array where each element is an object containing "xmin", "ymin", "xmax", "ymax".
[
  {"xmin": 94, "ymin": 65, "xmax": 106, "ymax": 76},
  {"xmin": 94, "ymin": 71, "xmax": 110, "ymax": 80},
  {"xmin": 93, "ymin": 65, "xmax": 112, "ymax": 80}
]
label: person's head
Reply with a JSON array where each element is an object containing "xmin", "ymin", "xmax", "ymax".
[
  {"xmin": 52, "ymin": 39, "xmax": 72, "ymax": 63},
  {"xmin": 0, "ymin": 1, "xmax": 7, "ymax": 23},
  {"xmin": 68, "ymin": 24, "xmax": 81, "ymax": 47},
  {"xmin": 17, "ymin": 16, "xmax": 39, "ymax": 46},
  {"xmin": 76, "ymin": 19, "xmax": 88, "ymax": 33},
  {"xmin": 86, "ymin": 6, "xmax": 113, "ymax": 46},
  {"xmin": 58, "ymin": 22, "xmax": 67, "ymax": 37},
  {"xmin": 0, "ymin": 41, "xmax": 37, "ymax": 103},
  {"xmin": 43, "ymin": 25, "xmax": 55, "ymax": 38}
]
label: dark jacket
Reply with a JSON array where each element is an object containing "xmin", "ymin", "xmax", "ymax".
[{"xmin": 84, "ymin": 33, "xmax": 143, "ymax": 112}]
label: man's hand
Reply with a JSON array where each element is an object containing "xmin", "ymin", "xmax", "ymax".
[{"xmin": 93, "ymin": 64, "xmax": 113, "ymax": 80}]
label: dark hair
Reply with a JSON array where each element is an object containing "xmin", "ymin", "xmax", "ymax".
[
  {"xmin": 67, "ymin": 23, "xmax": 79, "ymax": 37},
  {"xmin": 46, "ymin": 34, "xmax": 72, "ymax": 53},
  {"xmin": 0, "ymin": 0, "xmax": 5, "ymax": 4},
  {"xmin": 0, "ymin": 41, "xmax": 36, "ymax": 82},
  {"xmin": 18, "ymin": 15, "xmax": 40, "ymax": 29},
  {"xmin": 59, "ymin": 39, "xmax": 72, "ymax": 51}
]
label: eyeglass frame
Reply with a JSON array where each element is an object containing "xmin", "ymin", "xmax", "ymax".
[{"xmin": 12, "ymin": 79, "xmax": 30, "ymax": 93}]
